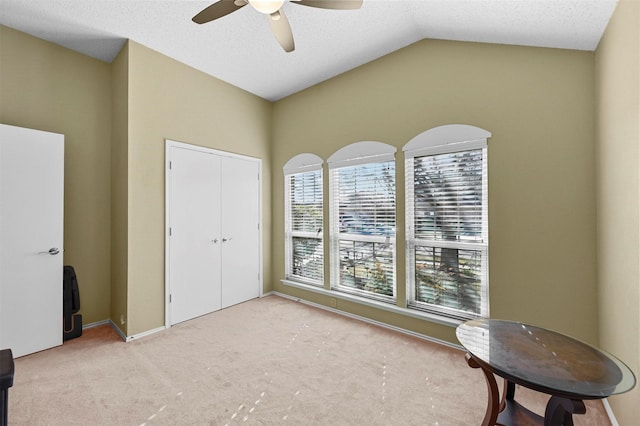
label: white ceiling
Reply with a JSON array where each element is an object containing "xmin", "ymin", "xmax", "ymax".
[{"xmin": 0, "ymin": 0, "xmax": 618, "ymax": 101}]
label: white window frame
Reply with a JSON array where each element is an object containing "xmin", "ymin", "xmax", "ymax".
[
  {"xmin": 404, "ymin": 125, "xmax": 490, "ymax": 320},
  {"xmin": 284, "ymin": 154, "xmax": 324, "ymax": 286},
  {"xmin": 328, "ymin": 142, "xmax": 397, "ymax": 303}
]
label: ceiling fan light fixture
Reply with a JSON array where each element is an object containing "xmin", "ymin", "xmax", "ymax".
[
  {"xmin": 192, "ymin": 0, "xmax": 363, "ymax": 53},
  {"xmin": 248, "ymin": 0, "xmax": 285, "ymax": 15}
]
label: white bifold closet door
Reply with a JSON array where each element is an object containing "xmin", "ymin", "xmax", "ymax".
[
  {"xmin": 220, "ymin": 157, "xmax": 260, "ymax": 309},
  {"xmin": 167, "ymin": 142, "xmax": 260, "ymax": 326},
  {"xmin": 168, "ymin": 147, "xmax": 222, "ymax": 325}
]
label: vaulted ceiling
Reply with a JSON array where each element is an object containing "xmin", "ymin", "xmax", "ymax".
[{"xmin": 0, "ymin": 0, "xmax": 618, "ymax": 101}]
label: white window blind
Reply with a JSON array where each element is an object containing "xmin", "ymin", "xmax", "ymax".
[
  {"xmin": 285, "ymin": 169, "xmax": 323, "ymax": 284},
  {"xmin": 330, "ymin": 159, "xmax": 396, "ymax": 301},
  {"xmin": 406, "ymin": 141, "xmax": 488, "ymax": 319}
]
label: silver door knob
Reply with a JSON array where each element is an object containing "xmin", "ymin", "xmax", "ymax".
[
  {"xmin": 222, "ymin": 237, "xmax": 232, "ymax": 242},
  {"xmin": 211, "ymin": 238, "xmax": 219, "ymax": 243},
  {"xmin": 38, "ymin": 248, "xmax": 60, "ymax": 255}
]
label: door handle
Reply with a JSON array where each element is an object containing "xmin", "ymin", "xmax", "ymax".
[
  {"xmin": 38, "ymin": 248, "xmax": 60, "ymax": 255},
  {"xmin": 222, "ymin": 237, "xmax": 232, "ymax": 242},
  {"xmin": 211, "ymin": 238, "xmax": 219, "ymax": 244}
]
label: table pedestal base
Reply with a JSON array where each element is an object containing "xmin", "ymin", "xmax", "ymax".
[
  {"xmin": 544, "ymin": 396, "xmax": 586, "ymax": 426},
  {"xmin": 466, "ymin": 353, "xmax": 586, "ymax": 426}
]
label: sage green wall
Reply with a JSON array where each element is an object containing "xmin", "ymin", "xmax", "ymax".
[
  {"xmin": 1, "ymin": 16, "xmax": 635, "ymax": 422},
  {"xmin": 125, "ymin": 41, "xmax": 272, "ymax": 335},
  {"xmin": 110, "ymin": 42, "xmax": 129, "ymax": 336},
  {"xmin": 595, "ymin": 1, "xmax": 640, "ymax": 423},
  {"xmin": 272, "ymin": 39, "xmax": 598, "ymax": 345},
  {"xmin": 0, "ymin": 25, "xmax": 112, "ymax": 325},
  {"xmin": 0, "ymin": 28, "xmax": 273, "ymax": 337}
]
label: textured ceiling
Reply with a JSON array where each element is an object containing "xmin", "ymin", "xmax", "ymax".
[{"xmin": 0, "ymin": 0, "xmax": 618, "ymax": 101}]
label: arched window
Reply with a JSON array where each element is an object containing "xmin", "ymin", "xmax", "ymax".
[
  {"xmin": 327, "ymin": 142, "xmax": 397, "ymax": 302},
  {"xmin": 404, "ymin": 125, "xmax": 490, "ymax": 319},
  {"xmin": 284, "ymin": 154, "xmax": 324, "ymax": 285}
]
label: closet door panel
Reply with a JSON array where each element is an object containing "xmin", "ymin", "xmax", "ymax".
[
  {"xmin": 168, "ymin": 147, "xmax": 221, "ymax": 325},
  {"xmin": 220, "ymin": 156, "xmax": 260, "ymax": 308}
]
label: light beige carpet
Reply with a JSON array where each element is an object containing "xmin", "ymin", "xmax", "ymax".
[{"xmin": 8, "ymin": 295, "xmax": 610, "ymax": 425}]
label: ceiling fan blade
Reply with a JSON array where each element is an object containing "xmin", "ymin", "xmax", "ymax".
[
  {"xmin": 268, "ymin": 10, "xmax": 295, "ymax": 52},
  {"xmin": 290, "ymin": 0, "xmax": 363, "ymax": 10},
  {"xmin": 192, "ymin": 0, "xmax": 247, "ymax": 24}
]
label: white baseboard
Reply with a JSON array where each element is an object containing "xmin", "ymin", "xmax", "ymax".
[
  {"xmin": 81, "ymin": 319, "xmax": 165, "ymax": 343},
  {"xmin": 82, "ymin": 319, "xmax": 111, "ymax": 329},
  {"xmin": 124, "ymin": 325, "xmax": 166, "ymax": 342},
  {"xmin": 82, "ymin": 319, "xmax": 126, "ymax": 342},
  {"xmin": 270, "ymin": 291, "xmax": 464, "ymax": 351},
  {"xmin": 109, "ymin": 320, "xmax": 128, "ymax": 342},
  {"xmin": 602, "ymin": 399, "xmax": 618, "ymax": 426}
]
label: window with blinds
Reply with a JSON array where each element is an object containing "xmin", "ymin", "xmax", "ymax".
[
  {"xmin": 328, "ymin": 142, "xmax": 397, "ymax": 302},
  {"xmin": 405, "ymin": 127, "xmax": 489, "ymax": 320},
  {"xmin": 284, "ymin": 157, "xmax": 324, "ymax": 285}
]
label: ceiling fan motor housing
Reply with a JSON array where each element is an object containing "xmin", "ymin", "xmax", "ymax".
[
  {"xmin": 193, "ymin": 0, "xmax": 364, "ymax": 53},
  {"xmin": 248, "ymin": 0, "xmax": 285, "ymax": 15}
]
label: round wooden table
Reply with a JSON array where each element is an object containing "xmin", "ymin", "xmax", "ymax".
[{"xmin": 456, "ymin": 319, "xmax": 636, "ymax": 426}]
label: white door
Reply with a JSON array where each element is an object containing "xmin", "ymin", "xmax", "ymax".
[
  {"xmin": 166, "ymin": 141, "xmax": 261, "ymax": 325},
  {"xmin": 221, "ymin": 157, "xmax": 260, "ymax": 308},
  {"xmin": 0, "ymin": 124, "xmax": 64, "ymax": 358},
  {"xmin": 168, "ymin": 147, "xmax": 221, "ymax": 325}
]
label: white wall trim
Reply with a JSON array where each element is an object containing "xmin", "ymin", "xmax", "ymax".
[
  {"xmin": 270, "ymin": 291, "xmax": 463, "ymax": 351},
  {"xmin": 602, "ymin": 399, "xmax": 619, "ymax": 426},
  {"xmin": 82, "ymin": 319, "xmax": 111, "ymax": 330},
  {"xmin": 165, "ymin": 140, "xmax": 261, "ymax": 161},
  {"xmin": 125, "ymin": 325, "xmax": 167, "ymax": 343},
  {"xmin": 165, "ymin": 141, "xmax": 173, "ymax": 329},
  {"xmin": 109, "ymin": 320, "xmax": 127, "ymax": 342},
  {"xmin": 83, "ymin": 319, "xmax": 173, "ymax": 343},
  {"xmin": 403, "ymin": 124, "xmax": 491, "ymax": 152},
  {"xmin": 327, "ymin": 141, "xmax": 396, "ymax": 169},
  {"xmin": 283, "ymin": 153, "xmax": 323, "ymax": 174}
]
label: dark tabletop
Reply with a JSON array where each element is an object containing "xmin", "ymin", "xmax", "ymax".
[{"xmin": 456, "ymin": 319, "xmax": 636, "ymax": 399}]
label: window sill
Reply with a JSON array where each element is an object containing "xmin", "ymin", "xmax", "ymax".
[{"xmin": 280, "ymin": 279, "xmax": 463, "ymax": 329}]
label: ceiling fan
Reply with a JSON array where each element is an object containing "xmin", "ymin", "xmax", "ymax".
[{"xmin": 192, "ymin": 0, "xmax": 363, "ymax": 52}]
